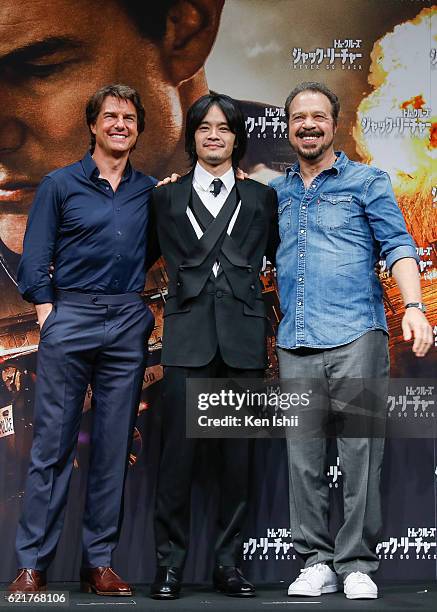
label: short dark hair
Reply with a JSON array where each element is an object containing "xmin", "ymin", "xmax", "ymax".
[
  {"xmin": 120, "ymin": 1, "xmax": 175, "ymax": 40},
  {"xmin": 85, "ymin": 84, "xmax": 145, "ymax": 152},
  {"xmin": 284, "ymin": 82, "xmax": 340, "ymax": 124},
  {"xmin": 185, "ymin": 93, "xmax": 247, "ymax": 167}
]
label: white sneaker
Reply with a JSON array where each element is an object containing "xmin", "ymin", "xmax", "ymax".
[
  {"xmin": 288, "ymin": 563, "xmax": 338, "ymax": 597},
  {"xmin": 344, "ymin": 572, "xmax": 378, "ymax": 599}
]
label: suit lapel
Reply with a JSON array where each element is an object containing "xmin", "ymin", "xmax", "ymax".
[
  {"xmin": 230, "ymin": 179, "xmax": 258, "ymax": 246},
  {"xmin": 169, "ymin": 174, "xmax": 258, "ymax": 255},
  {"xmin": 170, "ymin": 170, "xmax": 199, "ymax": 250}
]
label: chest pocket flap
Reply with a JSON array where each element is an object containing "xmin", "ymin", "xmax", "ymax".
[{"xmin": 317, "ymin": 193, "xmax": 352, "ymax": 229}]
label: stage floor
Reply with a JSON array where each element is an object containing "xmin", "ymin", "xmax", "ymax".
[{"xmin": 1, "ymin": 582, "xmax": 436, "ymax": 612}]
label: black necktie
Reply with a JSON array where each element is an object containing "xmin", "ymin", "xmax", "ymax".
[{"xmin": 210, "ymin": 178, "xmax": 223, "ymax": 197}]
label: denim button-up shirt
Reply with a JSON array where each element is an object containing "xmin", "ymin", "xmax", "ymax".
[{"xmin": 270, "ymin": 151, "xmax": 419, "ymax": 349}]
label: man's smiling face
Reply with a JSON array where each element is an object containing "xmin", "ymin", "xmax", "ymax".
[
  {"xmin": 287, "ymin": 91, "xmax": 337, "ymax": 162},
  {"xmin": 91, "ymin": 97, "xmax": 139, "ymax": 158},
  {"xmin": 194, "ymin": 104, "xmax": 236, "ymax": 169}
]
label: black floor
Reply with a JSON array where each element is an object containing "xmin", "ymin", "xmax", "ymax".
[{"xmin": 2, "ymin": 582, "xmax": 436, "ymax": 612}]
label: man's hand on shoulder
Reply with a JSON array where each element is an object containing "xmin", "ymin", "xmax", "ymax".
[
  {"xmin": 401, "ymin": 307, "xmax": 433, "ymax": 357},
  {"xmin": 156, "ymin": 173, "xmax": 180, "ymax": 187},
  {"xmin": 235, "ymin": 167, "xmax": 249, "ymax": 180}
]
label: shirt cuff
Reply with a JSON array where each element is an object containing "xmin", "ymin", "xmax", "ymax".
[
  {"xmin": 385, "ymin": 245, "xmax": 419, "ymax": 271},
  {"xmin": 25, "ymin": 285, "xmax": 55, "ymax": 305}
]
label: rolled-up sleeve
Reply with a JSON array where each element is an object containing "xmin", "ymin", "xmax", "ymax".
[
  {"xmin": 17, "ymin": 176, "xmax": 61, "ymax": 304},
  {"xmin": 363, "ymin": 171, "xmax": 419, "ymax": 270}
]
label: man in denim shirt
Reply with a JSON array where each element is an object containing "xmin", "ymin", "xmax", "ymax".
[{"xmin": 271, "ymin": 82, "xmax": 432, "ymax": 600}]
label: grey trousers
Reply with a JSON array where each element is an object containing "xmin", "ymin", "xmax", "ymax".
[{"xmin": 278, "ymin": 330, "xmax": 389, "ymax": 578}]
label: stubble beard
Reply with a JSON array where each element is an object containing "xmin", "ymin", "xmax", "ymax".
[
  {"xmin": 293, "ymin": 132, "xmax": 334, "ymax": 161},
  {"xmin": 203, "ymin": 152, "xmax": 227, "ymax": 166}
]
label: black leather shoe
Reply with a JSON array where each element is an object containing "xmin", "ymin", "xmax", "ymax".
[
  {"xmin": 213, "ymin": 566, "xmax": 255, "ymax": 597},
  {"xmin": 150, "ymin": 567, "xmax": 182, "ymax": 600}
]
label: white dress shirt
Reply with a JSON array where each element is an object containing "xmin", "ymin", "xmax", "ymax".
[{"xmin": 187, "ymin": 163, "xmax": 241, "ymax": 276}]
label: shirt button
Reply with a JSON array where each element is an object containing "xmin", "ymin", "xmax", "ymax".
[
  {"xmin": 250, "ymin": 284, "xmax": 255, "ymax": 290},
  {"xmin": 105, "ymin": 186, "xmax": 110, "ymax": 191},
  {"xmin": 116, "ymin": 231, "xmax": 122, "ymax": 236},
  {"xmin": 216, "ymin": 290, "xmax": 223, "ymax": 298},
  {"xmin": 92, "ymin": 296, "xmax": 98, "ymax": 304}
]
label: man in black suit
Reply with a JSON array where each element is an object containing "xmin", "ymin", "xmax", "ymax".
[{"xmin": 149, "ymin": 94, "xmax": 278, "ymax": 599}]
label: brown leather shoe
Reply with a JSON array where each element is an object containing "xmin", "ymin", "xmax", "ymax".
[
  {"xmin": 8, "ymin": 569, "xmax": 47, "ymax": 593},
  {"xmin": 80, "ymin": 567, "xmax": 132, "ymax": 596}
]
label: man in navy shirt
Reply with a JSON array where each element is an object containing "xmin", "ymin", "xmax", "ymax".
[{"xmin": 8, "ymin": 84, "xmax": 155, "ymax": 596}]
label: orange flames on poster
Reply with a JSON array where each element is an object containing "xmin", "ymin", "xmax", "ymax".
[{"xmin": 353, "ymin": 7, "xmax": 436, "ymax": 247}]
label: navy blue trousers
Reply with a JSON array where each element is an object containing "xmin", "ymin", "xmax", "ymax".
[{"xmin": 15, "ymin": 291, "xmax": 154, "ymax": 570}]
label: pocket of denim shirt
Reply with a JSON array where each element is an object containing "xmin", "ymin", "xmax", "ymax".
[
  {"xmin": 278, "ymin": 199, "xmax": 292, "ymax": 238},
  {"xmin": 317, "ymin": 193, "xmax": 353, "ymax": 229}
]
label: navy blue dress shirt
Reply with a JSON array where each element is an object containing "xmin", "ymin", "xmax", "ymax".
[{"xmin": 18, "ymin": 152, "xmax": 157, "ymax": 304}]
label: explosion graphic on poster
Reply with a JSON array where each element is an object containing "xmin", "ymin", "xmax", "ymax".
[{"xmin": 354, "ymin": 7, "xmax": 437, "ymax": 369}]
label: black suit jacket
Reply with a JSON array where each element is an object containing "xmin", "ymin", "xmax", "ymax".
[{"xmin": 149, "ymin": 171, "xmax": 278, "ymax": 368}]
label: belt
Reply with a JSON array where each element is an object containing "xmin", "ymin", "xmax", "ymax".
[{"xmin": 55, "ymin": 290, "xmax": 142, "ymax": 305}]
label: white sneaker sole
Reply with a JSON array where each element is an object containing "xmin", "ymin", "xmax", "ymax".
[
  {"xmin": 288, "ymin": 584, "xmax": 338, "ymax": 597},
  {"xmin": 345, "ymin": 592, "xmax": 378, "ymax": 600}
]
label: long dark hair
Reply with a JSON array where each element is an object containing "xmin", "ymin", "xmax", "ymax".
[{"xmin": 185, "ymin": 93, "xmax": 247, "ymax": 167}]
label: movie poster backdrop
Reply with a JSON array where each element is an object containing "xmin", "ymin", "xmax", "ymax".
[{"xmin": 0, "ymin": 0, "xmax": 435, "ymax": 583}]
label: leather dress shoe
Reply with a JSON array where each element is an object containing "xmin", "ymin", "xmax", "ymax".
[
  {"xmin": 150, "ymin": 567, "xmax": 182, "ymax": 600},
  {"xmin": 213, "ymin": 566, "xmax": 255, "ymax": 597},
  {"xmin": 8, "ymin": 569, "xmax": 47, "ymax": 593},
  {"xmin": 80, "ymin": 567, "xmax": 132, "ymax": 596}
]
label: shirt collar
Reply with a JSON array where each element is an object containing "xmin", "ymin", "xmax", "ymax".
[
  {"xmin": 81, "ymin": 151, "xmax": 132, "ymax": 182},
  {"xmin": 82, "ymin": 151, "xmax": 98, "ymax": 179},
  {"xmin": 193, "ymin": 162, "xmax": 235, "ymax": 193},
  {"xmin": 285, "ymin": 150, "xmax": 348, "ymax": 178}
]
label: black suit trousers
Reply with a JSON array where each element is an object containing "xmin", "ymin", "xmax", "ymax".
[{"xmin": 154, "ymin": 351, "xmax": 263, "ymax": 568}]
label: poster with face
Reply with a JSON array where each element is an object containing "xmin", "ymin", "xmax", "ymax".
[{"xmin": 0, "ymin": 0, "xmax": 435, "ymax": 582}]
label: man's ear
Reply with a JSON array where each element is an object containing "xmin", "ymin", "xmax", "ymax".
[{"xmin": 162, "ymin": 0, "xmax": 224, "ymax": 85}]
